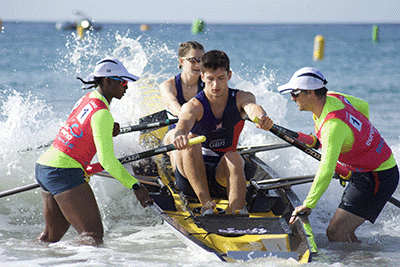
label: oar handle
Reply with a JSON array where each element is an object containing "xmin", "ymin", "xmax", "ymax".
[
  {"xmin": 252, "ymin": 117, "xmax": 320, "ymax": 149},
  {"xmin": 85, "ymin": 135, "xmax": 206, "ymax": 176}
]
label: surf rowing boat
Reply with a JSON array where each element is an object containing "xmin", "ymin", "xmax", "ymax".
[{"xmin": 124, "ymin": 110, "xmax": 317, "ymax": 263}]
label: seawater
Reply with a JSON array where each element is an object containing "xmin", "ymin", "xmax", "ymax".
[{"xmin": 1, "ymin": 22, "xmax": 400, "ymax": 266}]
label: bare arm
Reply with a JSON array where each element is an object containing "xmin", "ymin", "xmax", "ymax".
[
  {"xmin": 172, "ymin": 98, "xmax": 203, "ymax": 149},
  {"xmin": 237, "ymin": 91, "xmax": 273, "ymax": 130},
  {"xmin": 159, "ymin": 77, "xmax": 182, "ymax": 117}
]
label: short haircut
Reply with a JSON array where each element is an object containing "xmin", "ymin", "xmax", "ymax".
[
  {"xmin": 178, "ymin": 41, "xmax": 204, "ymax": 69},
  {"xmin": 200, "ymin": 50, "xmax": 230, "ymax": 74}
]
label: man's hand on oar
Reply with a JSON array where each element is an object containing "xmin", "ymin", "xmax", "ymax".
[{"xmin": 252, "ymin": 115, "xmax": 274, "ymax": 131}]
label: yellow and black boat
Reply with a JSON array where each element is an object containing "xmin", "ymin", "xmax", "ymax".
[{"xmin": 127, "ymin": 110, "xmax": 317, "ymax": 263}]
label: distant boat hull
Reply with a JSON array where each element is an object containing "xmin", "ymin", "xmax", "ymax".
[{"xmin": 55, "ymin": 21, "xmax": 102, "ymax": 31}]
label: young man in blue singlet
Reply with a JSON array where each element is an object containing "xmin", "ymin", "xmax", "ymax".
[
  {"xmin": 160, "ymin": 41, "xmax": 205, "ymax": 167},
  {"xmin": 279, "ymin": 67, "xmax": 399, "ymax": 242},
  {"xmin": 35, "ymin": 58, "xmax": 153, "ymax": 245},
  {"xmin": 171, "ymin": 50, "xmax": 273, "ymax": 215}
]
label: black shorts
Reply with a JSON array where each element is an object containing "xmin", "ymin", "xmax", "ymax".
[
  {"xmin": 174, "ymin": 161, "xmax": 227, "ymax": 199},
  {"xmin": 339, "ymin": 165, "xmax": 399, "ymax": 223},
  {"xmin": 35, "ymin": 163, "xmax": 86, "ymax": 195}
]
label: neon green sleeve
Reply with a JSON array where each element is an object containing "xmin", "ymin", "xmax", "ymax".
[
  {"xmin": 303, "ymin": 119, "xmax": 352, "ymax": 209},
  {"xmin": 91, "ymin": 109, "xmax": 138, "ymax": 189},
  {"xmin": 331, "ymin": 91, "xmax": 370, "ymax": 119}
]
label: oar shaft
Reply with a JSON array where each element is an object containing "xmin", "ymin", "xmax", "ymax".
[
  {"xmin": 0, "ymin": 183, "xmax": 40, "ymax": 198},
  {"xmin": 0, "ymin": 174, "xmax": 162, "ymax": 199},
  {"xmin": 256, "ymin": 174, "xmax": 315, "ymax": 185},
  {"xmin": 255, "ymin": 178, "xmax": 315, "ymax": 190},
  {"xmin": 273, "ymin": 124, "xmax": 320, "ymax": 149},
  {"xmin": 2, "ymin": 136, "xmax": 205, "ymax": 199},
  {"xmin": 270, "ymin": 125, "xmax": 350, "ymax": 177},
  {"xmin": 86, "ymin": 135, "xmax": 206, "ymax": 175},
  {"xmin": 119, "ymin": 118, "xmax": 178, "ymax": 134},
  {"xmin": 21, "ymin": 118, "xmax": 179, "ymax": 152}
]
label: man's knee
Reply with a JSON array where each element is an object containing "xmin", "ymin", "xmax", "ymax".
[{"xmin": 222, "ymin": 151, "xmax": 244, "ymax": 169}]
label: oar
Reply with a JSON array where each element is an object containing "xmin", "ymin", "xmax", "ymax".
[
  {"xmin": 1, "ymin": 135, "xmax": 205, "ymax": 199},
  {"xmin": 0, "ymin": 183, "xmax": 41, "ymax": 198},
  {"xmin": 237, "ymin": 143, "xmax": 292, "ymax": 154},
  {"xmin": 86, "ymin": 135, "xmax": 205, "ymax": 174},
  {"xmin": 256, "ymin": 174, "xmax": 315, "ymax": 185},
  {"xmin": 272, "ymin": 124, "xmax": 321, "ymax": 149},
  {"xmin": 119, "ymin": 118, "xmax": 178, "ymax": 134},
  {"xmin": 254, "ymin": 118, "xmax": 351, "ymax": 178},
  {"xmin": 20, "ymin": 118, "xmax": 178, "ymax": 152},
  {"xmin": 251, "ymin": 177, "xmax": 315, "ymax": 190},
  {"xmin": 254, "ymin": 118, "xmax": 400, "ymax": 209}
]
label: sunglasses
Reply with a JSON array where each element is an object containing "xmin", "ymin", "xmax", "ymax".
[
  {"xmin": 183, "ymin": 57, "xmax": 201, "ymax": 64},
  {"xmin": 290, "ymin": 90, "xmax": 303, "ymax": 98},
  {"xmin": 109, "ymin": 76, "xmax": 128, "ymax": 86}
]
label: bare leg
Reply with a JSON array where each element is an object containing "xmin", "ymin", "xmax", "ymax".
[
  {"xmin": 163, "ymin": 129, "xmax": 176, "ymax": 168},
  {"xmin": 326, "ymin": 208, "xmax": 365, "ymax": 242},
  {"xmin": 216, "ymin": 151, "xmax": 246, "ymax": 212},
  {"xmin": 37, "ymin": 182, "xmax": 104, "ymax": 245},
  {"xmin": 36, "ymin": 190, "xmax": 71, "ymax": 243},
  {"xmin": 174, "ymin": 135, "xmax": 213, "ymax": 206}
]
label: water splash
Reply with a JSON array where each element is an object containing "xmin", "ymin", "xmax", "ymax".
[{"xmin": 0, "ymin": 90, "xmax": 61, "ymax": 177}]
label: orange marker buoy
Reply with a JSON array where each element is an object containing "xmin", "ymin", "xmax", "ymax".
[
  {"xmin": 77, "ymin": 25, "xmax": 85, "ymax": 39},
  {"xmin": 140, "ymin": 24, "xmax": 151, "ymax": 31},
  {"xmin": 313, "ymin": 35, "xmax": 325, "ymax": 61}
]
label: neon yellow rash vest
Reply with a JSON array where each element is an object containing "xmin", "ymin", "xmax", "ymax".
[
  {"xmin": 37, "ymin": 91, "xmax": 138, "ymax": 189},
  {"xmin": 303, "ymin": 91, "xmax": 396, "ymax": 209}
]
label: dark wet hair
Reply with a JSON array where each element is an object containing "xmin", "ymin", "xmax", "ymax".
[
  {"xmin": 200, "ymin": 50, "xmax": 230, "ymax": 73},
  {"xmin": 314, "ymin": 87, "xmax": 328, "ymax": 99},
  {"xmin": 178, "ymin": 41, "xmax": 204, "ymax": 69},
  {"xmin": 76, "ymin": 76, "xmax": 103, "ymax": 90}
]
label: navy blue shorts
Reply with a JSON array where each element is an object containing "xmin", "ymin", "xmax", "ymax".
[
  {"xmin": 35, "ymin": 163, "xmax": 87, "ymax": 195},
  {"xmin": 339, "ymin": 165, "xmax": 399, "ymax": 223},
  {"xmin": 174, "ymin": 161, "xmax": 227, "ymax": 199}
]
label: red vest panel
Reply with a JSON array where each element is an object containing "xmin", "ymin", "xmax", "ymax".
[
  {"xmin": 52, "ymin": 93, "xmax": 108, "ymax": 168},
  {"xmin": 316, "ymin": 93, "xmax": 391, "ymax": 172}
]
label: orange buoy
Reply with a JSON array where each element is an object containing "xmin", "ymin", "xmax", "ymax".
[
  {"xmin": 77, "ymin": 25, "xmax": 85, "ymax": 39},
  {"xmin": 140, "ymin": 24, "xmax": 151, "ymax": 31}
]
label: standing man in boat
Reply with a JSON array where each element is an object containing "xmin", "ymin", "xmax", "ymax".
[
  {"xmin": 171, "ymin": 50, "xmax": 274, "ymax": 215},
  {"xmin": 278, "ymin": 67, "xmax": 399, "ymax": 242},
  {"xmin": 35, "ymin": 57, "xmax": 153, "ymax": 245},
  {"xmin": 160, "ymin": 41, "xmax": 205, "ymax": 167}
]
